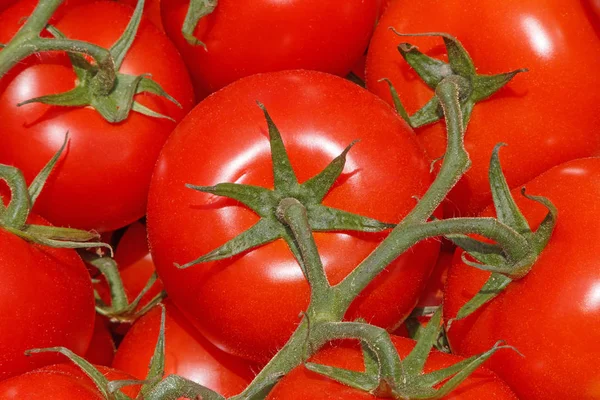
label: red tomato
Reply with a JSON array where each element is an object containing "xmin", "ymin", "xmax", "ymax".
[
  {"xmin": 0, "ymin": 1, "xmax": 194, "ymax": 232},
  {"xmin": 147, "ymin": 70, "xmax": 440, "ymax": 363},
  {"xmin": 161, "ymin": 0, "xmax": 379, "ymax": 98},
  {"xmin": 267, "ymin": 336, "xmax": 517, "ymax": 399},
  {"xmin": 444, "ymin": 158, "xmax": 600, "ymax": 399},
  {"xmin": 366, "ymin": 0, "xmax": 600, "ymax": 216},
  {"xmin": 0, "ymin": 213, "xmax": 95, "ymax": 380},
  {"xmin": 0, "ymin": 363, "xmax": 138, "ymax": 399},
  {"xmin": 113, "ymin": 300, "xmax": 257, "ymax": 397},
  {"xmin": 83, "ymin": 316, "xmax": 115, "ymax": 367}
]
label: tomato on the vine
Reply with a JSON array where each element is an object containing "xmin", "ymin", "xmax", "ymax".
[
  {"xmin": 113, "ymin": 300, "xmax": 257, "ymax": 397},
  {"xmin": 267, "ymin": 336, "xmax": 517, "ymax": 399},
  {"xmin": 366, "ymin": 0, "xmax": 600, "ymax": 216},
  {"xmin": 147, "ymin": 70, "xmax": 440, "ymax": 363},
  {"xmin": 0, "ymin": 1, "xmax": 194, "ymax": 232},
  {"xmin": 0, "ymin": 213, "xmax": 95, "ymax": 381},
  {"xmin": 161, "ymin": 0, "xmax": 379, "ymax": 98},
  {"xmin": 444, "ymin": 158, "xmax": 600, "ymax": 399}
]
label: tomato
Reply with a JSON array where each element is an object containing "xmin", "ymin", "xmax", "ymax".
[
  {"xmin": 366, "ymin": 0, "xmax": 600, "ymax": 216},
  {"xmin": 444, "ymin": 158, "xmax": 600, "ymax": 399},
  {"xmin": 147, "ymin": 70, "xmax": 440, "ymax": 363},
  {"xmin": 267, "ymin": 335, "xmax": 517, "ymax": 399},
  {"xmin": 0, "ymin": 1, "xmax": 194, "ymax": 232},
  {"xmin": 0, "ymin": 213, "xmax": 95, "ymax": 380},
  {"xmin": 83, "ymin": 316, "xmax": 115, "ymax": 367},
  {"xmin": 113, "ymin": 300, "xmax": 256, "ymax": 397},
  {"xmin": 0, "ymin": 363, "xmax": 138, "ymax": 399},
  {"xmin": 161, "ymin": 0, "xmax": 379, "ymax": 98}
]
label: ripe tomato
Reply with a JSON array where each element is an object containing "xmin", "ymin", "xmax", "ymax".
[
  {"xmin": 0, "ymin": 363, "xmax": 139, "ymax": 399},
  {"xmin": 0, "ymin": 1, "xmax": 194, "ymax": 232},
  {"xmin": 147, "ymin": 70, "xmax": 440, "ymax": 363},
  {"xmin": 0, "ymin": 213, "xmax": 95, "ymax": 380},
  {"xmin": 366, "ymin": 0, "xmax": 600, "ymax": 216},
  {"xmin": 161, "ymin": 0, "xmax": 379, "ymax": 98},
  {"xmin": 83, "ymin": 316, "xmax": 115, "ymax": 367},
  {"xmin": 444, "ymin": 158, "xmax": 600, "ymax": 399},
  {"xmin": 113, "ymin": 300, "xmax": 257, "ymax": 397},
  {"xmin": 267, "ymin": 336, "xmax": 517, "ymax": 399}
]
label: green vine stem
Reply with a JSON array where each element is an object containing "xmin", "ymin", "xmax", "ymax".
[{"xmin": 0, "ymin": 0, "xmax": 116, "ymax": 95}]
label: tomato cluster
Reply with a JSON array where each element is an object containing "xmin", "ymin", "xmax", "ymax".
[{"xmin": 0, "ymin": 0, "xmax": 598, "ymax": 399}]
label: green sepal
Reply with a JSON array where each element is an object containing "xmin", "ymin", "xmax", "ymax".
[
  {"xmin": 144, "ymin": 375, "xmax": 225, "ymax": 400},
  {"xmin": 181, "ymin": 0, "xmax": 218, "ymax": 47},
  {"xmin": 402, "ymin": 308, "xmax": 443, "ymax": 375},
  {"xmin": 378, "ymin": 78, "xmax": 442, "ymax": 128},
  {"xmin": 28, "ymin": 133, "xmax": 68, "ymax": 207},
  {"xmin": 304, "ymin": 362, "xmax": 379, "ymax": 392},
  {"xmin": 139, "ymin": 304, "xmax": 167, "ymax": 399},
  {"xmin": 21, "ymin": 4, "xmax": 179, "ymax": 123},
  {"xmin": 179, "ymin": 104, "xmax": 395, "ymax": 269},
  {"xmin": 386, "ymin": 30, "xmax": 526, "ymax": 129},
  {"xmin": 450, "ymin": 144, "xmax": 557, "ymax": 321}
]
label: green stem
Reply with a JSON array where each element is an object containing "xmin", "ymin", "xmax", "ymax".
[
  {"xmin": 276, "ymin": 198, "xmax": 330, "ymax": 300},
  {"xmin": 0, "ymin": 0, "xmax": 115, "ymax": 95},
  {"xmin": 0, "ymin": 165, "xmax": 31, "ymax": 229}
]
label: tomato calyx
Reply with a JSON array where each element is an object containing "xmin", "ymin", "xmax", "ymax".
[
  {"xmin": 181, "ymin": 0, "xmax": 218, "ymax": 48},
  {"xmin": 446, "ymin": 144, "xmax": 557, "ymax": 322},
  {"xmin": 16, "ymin": 0, "xmax": 181, "ymax": 123},
  {"xmin": 176, "ymin": 102, "xmax": 395, "ymax": 270},
  {"xmin": 26, "ymin": 305, "xmax": 212, "ymax": 400},
  {"xmin": 82, "ymin": 250, "xmax": 165, "ymax": 324},
  {"xmin": 306, "ymin": 310, "xmax": 515, "ymax": 399},
  {"xmin": 0, "ymin": 135, "xmax": 110, "ymax": 252},
  {"xmin": 380, "ymin": 31, "xmax": 527, "ymax": 129}
]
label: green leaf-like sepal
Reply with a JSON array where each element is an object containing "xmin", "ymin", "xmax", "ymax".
[
  {"xmin": 179, "ymin": 104, "xmax": 395, "ymax": 269},
  {"xmin": 20, "ymin": 2, "xmax": 180, "ymax": 123},
  {"xmin": 181, "ymin": 0, "xmax": 218, "ymax": 47},
  {"xmin": 383, "ymin": 30, "xmax": 527, "ymax": 128}
]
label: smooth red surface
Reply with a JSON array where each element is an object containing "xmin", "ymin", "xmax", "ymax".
[
  {"xmin": 161, "ymin": 0, "xmax": 379, "ymax": 98},
  {"xmin": 113, "ymin": 301, "xmax": 256, "ymax": 397},
  {"xmin": 0, "ymin": 1, "xmax": 194, "ymax": 232},
  {"xmin": 147, "ymin": 70, "xmax": 440, "ymax": 363},
  {"xmin": 84, "ymin": 316, "xmax": 115, "ymax": 367},
  {"xmin": 267, "ymin": 336, "xmax": 517, "ymax": 399},
  {"xmin": 0, "ymin": 214, "xmax": 95, "ymax": 380},
  {"xmin": 0, "ymin": 363, "xmax": 138, "ymax": 399},
  {"xmin": 366, "ymin": 0, "xmax": 600, "ymax": 216},
  {"xmin": 444, "ymin": 158, "xmax": 600, "ymax": 399}
]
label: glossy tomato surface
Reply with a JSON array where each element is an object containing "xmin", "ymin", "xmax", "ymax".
[
  {"xmin": 0, "ymin": 1, "xmax": 194, "ymax": 232},
  {"xmin": 0, "ymin": 363, "xmax": 138, "ymax": 399},
  {"xmin": 161, "ymin": 0, "xmax": 379, "ymax": 98},
  {"xmin": 444, "ymin": 158, "xmax": 600, "ymax": 399},
  {"xmin": 0, "ymin": 214, "xmax": 95, "ymax": 380},
  {"xmin": 147, "ymin": 70, "xmax": 440, "ymax": 363},
  {"xmin": 366, "ymin": 0, "xmax": 600, "ymax": 216},
  {"xmin": 83, "ymin": 316, "xmax": 115, "ymax": 367},
  {"xmin": 113, "ymin": 301, "xmax": 256, "ymax": 397},
  {"xmin": 267, "ymin": 336, "xmax": 517, "ymax": 399}
]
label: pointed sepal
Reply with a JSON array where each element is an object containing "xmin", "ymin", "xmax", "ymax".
[{"xmin": 181, "ymin": 0, "xmax": 218, "ymax": 47}]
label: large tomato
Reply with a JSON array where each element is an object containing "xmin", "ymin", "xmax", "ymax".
[
  {"xmin": 0, "ymin": 363, "xmax": 139, "ymax": 399},
  {"xmin": 113, "ymin": 300, "xmax": 257, "ymax": 397},
  {"xmin": 444, "ymin": 158, "xmax": 600, "ymax": 399},
  {"xmin": 0, "ymin": 1, "xmax": 194, "ymax": 232},
  {"xmin": 147, "ymin": 70, "xmax": 440, "ymax": 363},
  {"xmin": 267, "ymin": 336, "xmax": 517, "ymax": 399},
  {"xmin": 161, "ymin": 0, "xmax": 379, "ymax": 98},
  {"xmin": 366, "ymin": 0, "xmax": 600, "ymax": 216},
  {"xmin": 0, "ymin": 213, "xmax": 95, "ymax": 380}
]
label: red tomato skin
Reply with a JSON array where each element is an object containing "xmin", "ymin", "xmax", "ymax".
[
  {"xmin": 0, "ymin": 1, "xmax": 194, "ymax": 232},
  {"xmin": 161, "ymin": 0, "xmax": 379, "ymax": 98},
  {"xmin": 83, "ymin": 316, "xmax": 115, "ymax": 367},
  {"xmin": 0, "ymin": 214, "xmax": 95, "ymax": 381},
  {"xmin": 267, "ymin": 336, "xmax": 517, "ymax": 399},
  {"xmin": 147, "ymin": 70, "xmax": 440, "ymax": 363},
  {"xmin": 113, "ymin": 301, "xmax": 257, "ymax": 397},
  {"xmin": 366, "ymin": 0, "xmax": 600, "ymax": 216},
  {"xmin": 0, "ymin": 363, "xmax": 138, "ymax": 399},
  {"xmin": 444, "ymin": 158, "xmax": 600, "ymax": 399}
]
